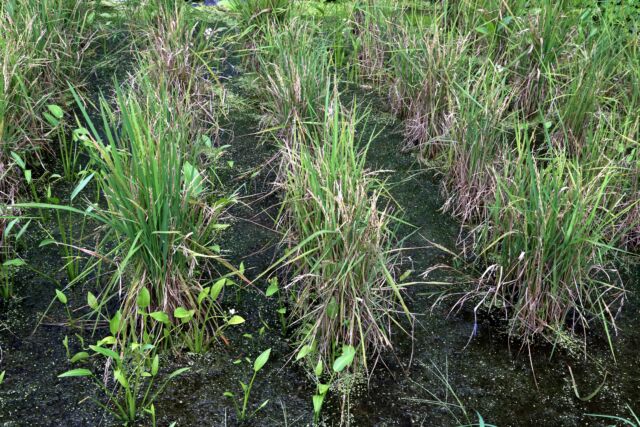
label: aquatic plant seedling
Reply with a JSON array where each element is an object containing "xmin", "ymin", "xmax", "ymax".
[
  {"xmin": 59, "ymin": 319, "xmax": 190, "ymax": 425},
  {"xmin": 171, "ymin": 277, "xmax": 247, "ymax": 353},
  {"xmin": 265, "ymin": 277, "xmax": 287, "ymax": 335},
  {"xmin": 42, "ymin": 104, "xmax": 82, "ymax": 182},
  {"xmin": 39, "ymin": 171, "xmax": 95, "ymax": 283},
  {"xmin": 0, "ymin": 218, "xmax": 31, "ymax": 299},
  {"xmin": 224, "ymin": 348, "xmax": 271, "ymax": 421},
  {"xmin": 302, "ymin": 345, "xmax": 356, "ymax": 424}
]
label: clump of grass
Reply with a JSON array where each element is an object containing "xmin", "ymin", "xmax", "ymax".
[
  {"xmin": 278, "ymin": 90, "xmax": 412, "ymax": 373},
  {"xmin": 227, "ymin": 0, "xmax": 293, "ymax": 68},
  {"xmin": 1, "ymin": 0, "xmax": 100, "ymax": 297},
  {"xmin": 58, "ymin": 80, "xmax": 237, "ymax": 324},
  {"xmin": 0, "ymin": 0, "xmax": 98, "ymax": 163},
  {"xmin": 128, "ymin": 0, "xmax": 228, "ymax": 142},
  {"xmin": 348, "ymin": 0, "xmax": 393, "ymax": 86},
  {"xmin": 460, "ymin": 128, "xmax": 630, "ymax": 352},
  {"xmin": 440, "ymin": 64, "xmax": 513, "ymax": 226},
  {"xmin": 256, "ymin": 20, "xmax": 331, "ymax": 141},
  {"xmin": 387, "ymin": 14, "xmax": 470, "ymax": 156}
]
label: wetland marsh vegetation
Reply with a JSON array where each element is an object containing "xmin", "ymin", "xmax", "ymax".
[{"xmin": 0, "ymin": 0, "xmax": 639, "ymax": 425}]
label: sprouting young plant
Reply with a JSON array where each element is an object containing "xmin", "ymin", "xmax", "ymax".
[
  {"xmin": 224, "ymin": 348, "xmax": 271, "ymax": 422},
  {"xmin": 54, "ymin": 289, "xmax": 77, "ymax": 328},
  {"xmin": 311, "ymin": 358, "xmax": 329, "ymax": 424},
  {"xmin": 265, "ymin": 277, "xmax": 287, "ymax": 335},
  {"xmin": 296, "ymin": 344, "xmax": 356, "ymax": 423},
  {"xmin": 41, "ymin": 171, "xmax": 95, "ymax": 282},
  {"xmin": 172, "ymin": 278, "xmax": 246, "ymax": 354},
  {"xmin": 43, "ymin": 104, "xmax": 81, "ymax": 181},
  {"xmin": 59, "ymin": 312, "xmax": 190, "ymax": 425},
  {"xmin": 0, "ymin": 216, "xmax": 32, "ymax": 299}
]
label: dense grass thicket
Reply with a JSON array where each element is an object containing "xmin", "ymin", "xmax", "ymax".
[{"xmin": 1, "ymin": 0, "xmax": 639, "ymax": 425}]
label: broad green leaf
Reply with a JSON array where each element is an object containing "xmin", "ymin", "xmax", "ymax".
[
  {"xmin": 47, "ymin": 104, "xmax": 64, "ymax": 119},
  {"xmin": 253, "ymin": 348, "xmax": 271, "ymax": 373},
  {"xmin": 150, "ymin": 311, "xmax": 170, "ymax": 324},
  {"xmin": 109, "ymin": 311, "xmax": 122, "ymax": 335},
  {"xmin": 296, "ymin": 345, "xmax": 312, "ymax": 361},
  {"xmin": 87, "ymin": 292, "xmax": 98, "ymax": 310},
  {"xmin": 318, "ymin": 383, "xmax": 330, "ymax": 395},
  {"xmin": 70, "ymin": 352, "xmax": 90, "ymax": 363},
  {"xmin": 326, "ymin": 297, "xmax": 338, "ymax": 319},
  {"xmin": 137, "ymin": 287, "xmax": 150, "ymax": 309},
  {"xmin": 314, "ymin": 359, "xmax": 323, "ymax": 377},
  {"xmin": 174, "ymin": 307, "xmax": 195, "ymax": 322},
  {"xmin": 223, "ymin": 391, "xmax": 234, "ymax": 398},
  {"xmin": 10, "ymin": 152, "xmax": 25, "ymax": 169},
  {"xmin": 182, "ymin": 161, "xmax": 204, "ymax": 197},
  {"xmin": 58, "ymin": 368, "xmax": 92, "ymax": 378},
  {"xmin": 97, "ymin": 336, "xmax": 116, "ymax": 346},
  {"xmin": 210, "ymin": 278, "xmax": 225, "ymax": 300},
  {"xmin": 265, "ymin": 279, "xmax": 279, "ymax": 297},
  {"xmin": 197, "ymin": 287, "xmax": 210, "ymax": 305},
  {"xmin": 2, "ymin": 259, "xmax": 25, "ymax": 267},
  {"xmin": 227, "ymin": 315, "xmax": 245, "ymax": 325},
  {"xmin": 276, "ymin": 307, "xmax": 286, "ymax": 315},
  {"xmin": 55, "ymin": 289, "xmax": 67, "ymax": 305},
  {"xmin": 89, "ymin": 345, "xmax": 120, "ymax": 361},
  {"xmin": 0, "ymin": 371, "xmax": 4, "ymax": 384},
  {"xmin": 313, "ymin": 395, "xmax": 324, "ymax": 413},
  {"xmin": 114, "ymin": 369, "xmax": 128, "ymax": 388},
  {"xmin": 332, "ymin": 346, "xmax": 356, "ymax": 373},
  {"xmin": 151, "ymin": 355, "xmax": 159, "ymax": 376}
]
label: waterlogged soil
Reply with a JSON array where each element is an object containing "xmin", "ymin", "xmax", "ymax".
[{"xmin": 2, "ymin": 29, "xmax": 640, "ymax": 427}]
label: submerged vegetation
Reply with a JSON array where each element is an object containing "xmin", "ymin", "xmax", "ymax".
[{"xmin": 0, "ymin": 0, "xmax": 639, "ymax": 425}]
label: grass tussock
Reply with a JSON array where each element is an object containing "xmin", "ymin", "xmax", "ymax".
[
  {"xmin": 1, "ymin": 0, "xmax": 100, "ymax": 297},
  {"xmin": 278, "ymin": 91, "xmax": 411, "ymax": 373},
  {"xmin": 461, "ymin": 130, "xmax": 630, "ymax": 350},
  {"xmin": 66, "ymin": 80, "xmax": 236, "ymax": 323},
  {"xmin": 257, "ymin": 20, "xmax": 331, "ymax": 140}
]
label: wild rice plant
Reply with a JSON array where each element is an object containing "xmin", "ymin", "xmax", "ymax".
[
  {"xmin": 387, "ymin": 14, "xmax": 470, "ymax": 155},
  {"xmin": 348, "ymin": 0, "xmax": 394, "ymax": 86},
  {"xmin": 440, "ymin": 64, "xmax": 513, "ymax": 227},
  {"xmin": 84, "ymin": 82, "xmax": 236, "ymax": 318},
  {"xmin": 228, "ymin": 0, "xmax": 291, "ymax": 29},
  {"xmin": 461, "ymin": 129, "xmax": 631, "ymax": 352},
  {"xmin": 256, "ymin": 20, "xmax": 331, "ymax": 141},
  {"xmin": 278, "ymin": 91, "xmax": 411, "ymax": 373},
  {"xmin": 1, "ymin": 0, "xmax": 99, "ymax": 296},
  {"xmin": 18, "ymin": 81, "xmax": 238, "ymax": 332},
  {"xmin": 227, "ymin": 0, "xmax": 293, "ymax": 67},
  {"xmin": 128, "ymin": 0, "xmax": 228, "ymax": 142}
]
